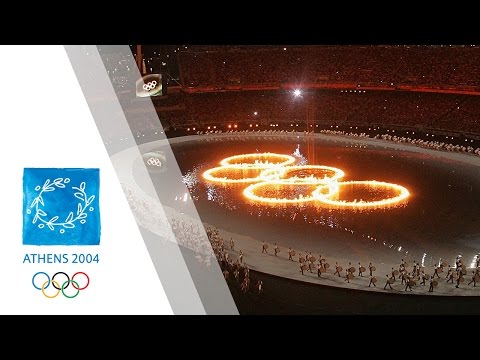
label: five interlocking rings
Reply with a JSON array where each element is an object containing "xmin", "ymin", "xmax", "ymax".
[
  {"xmin": 143, "ymin": 80, "xmax": 157, "ymax": 91},
  {"xmin": 146, "ymin": 157, "xmax": 162, "ymax": 167},
  {"xmin": 202, "ymin": 153, "xmax": 410, "ymax": 209},
  {"xmin": 32, "ymin": 271, "xmax": 90, "ymax": 299}
]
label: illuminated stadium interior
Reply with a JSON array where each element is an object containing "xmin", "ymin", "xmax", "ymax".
[{"xmin": 105, "ymin": 45, "xmax": 480, "ymax": 314}]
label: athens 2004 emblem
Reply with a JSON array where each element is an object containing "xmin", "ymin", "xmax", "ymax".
[{"xmin": 23, "ymin": 168, "xmax": 101, "ymax": 246}]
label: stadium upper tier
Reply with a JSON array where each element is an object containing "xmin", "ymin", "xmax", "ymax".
[
  {"xmin": 146, "ymin": 90, "xmax": 480, "ymax": 136},
  {"xmin": 177, "ymin": 46, "xmax": 480, "ymax": 93}
]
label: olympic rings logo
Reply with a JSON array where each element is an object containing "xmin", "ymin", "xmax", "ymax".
[
  {"xmin": 143, "ymin": 80, "xmax": 157, "ymax": 91},
  {"xmin": 32, "ymin": 271, "xmax": 90, "ymax": 299},
  {"xmin": 146, "ymin": 157, "xmax": 162, "ymax": 167},
  {"xmin": 202, "ymin": 153, "xmax": 410, "ymax": 209}
]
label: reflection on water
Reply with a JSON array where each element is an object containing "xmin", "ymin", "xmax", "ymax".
[
  {"xmin": 201, "ymin": 152, "xmax": 409, "ymax": 208},
  {"xmin": 149, "ymin": 137, "xmax": 480, "ymax": 267}
]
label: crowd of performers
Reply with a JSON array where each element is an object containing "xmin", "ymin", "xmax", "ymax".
[
  {"xmin": 261, "ymin": 241, "xmax": 480, "ymax": 294},
  {"xmin": 206, "ymin": 226, "xmax": 263, "ymax": 295},
  {"xmin": 166, "ymin": 213, "xmax": 480, "ymax": 297}
]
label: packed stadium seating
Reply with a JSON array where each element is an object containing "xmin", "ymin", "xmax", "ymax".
[
  {"xmin": 151, "ymin": 90, "xmax": 480, "ymax": 135},
  {"xmin": 101, "ymin": 46, "xmax": 480, "ymax": 137},
  {"xmin": 177, "ymin": 46, "xmax": 480, "ymax": 91}
]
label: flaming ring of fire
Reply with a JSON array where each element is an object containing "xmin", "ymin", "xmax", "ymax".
[{"xmin": 202, "ymin": 153, "xmax": 410, "ymax": 209}]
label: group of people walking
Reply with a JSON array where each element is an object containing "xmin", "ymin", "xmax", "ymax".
[{"xmin": 258, "ymin": 241, "xmax": 480, "ymax": 295}]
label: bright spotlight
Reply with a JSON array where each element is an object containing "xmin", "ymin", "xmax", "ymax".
[{"xmin": 293, "ymin": 89, "xmax": 302, "ymax": 97}]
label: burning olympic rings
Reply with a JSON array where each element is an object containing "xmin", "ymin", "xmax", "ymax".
[{"xmin": 202, "ymin": 153, "xmax": 410, "ymax": 209}]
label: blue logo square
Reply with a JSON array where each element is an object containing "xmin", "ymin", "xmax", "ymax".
[{"xmin": 23, "ymin": 168, "xmax": 101, "ymax": 246}]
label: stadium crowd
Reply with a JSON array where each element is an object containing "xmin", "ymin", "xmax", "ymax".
[
  {"xmin": 97, "ymin": 45, "xmax": 480, "ymax": 141},
  {"xmin": 320, "ymin": 130, "xmax": 480, "ymax": 156},
  {"xmin": 177, "ymin": 46, "xmax": 480, "ymax": 90},
  {"xmin": 149, "ymin": 90, "xmax": 480, "ymax": 136}
]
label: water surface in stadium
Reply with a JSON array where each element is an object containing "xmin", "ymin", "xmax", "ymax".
[{"xmin": 152, "ymin": 136, "xmax": 480, "ymax": 268}]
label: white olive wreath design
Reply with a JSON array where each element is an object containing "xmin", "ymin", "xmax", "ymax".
[{"xmin": 26, "ymin": 177, "xmax": 95, "ymax": 234}]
